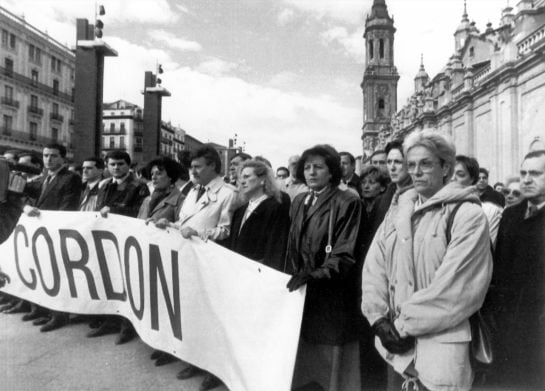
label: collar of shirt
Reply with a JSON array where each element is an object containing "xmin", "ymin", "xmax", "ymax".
[
  {"xmin": 526, "ymin": 200, "xmax": 545, "ymax": 218},
  {"xmin": 46, "ymin": 165, "xmax": 64, "ymax": 180},
  {"xmin": 247, "ymin": 194, "xmax": 268, "ymax": 213},
  {"xmin": 86, "ymin": 179, "xmax": 100, "ymax": 189},
  {"xmin": 305, "ymin": 186, "xmax": 328, "ymax": 206},
  {"xmin": 113, "ymin": 173, "xmax": 130, "ymax": 185}
]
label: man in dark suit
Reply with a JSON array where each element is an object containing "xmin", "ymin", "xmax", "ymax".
[
  {"xmin": 88, "ymin": 150, "xmax": 149, "ymax": 345},
  {"xmin": 22, "ymin": 143, "xmax": 82, "ymax": 332},
  {"xmin": 340, "ymin": 151, "xmax": 362, "ymax": 198},
  {"xmin": 489, "ymin": 149, "xmax": 545, "ymax": 389},
  {"xmin": 476, "ymin": 167, "xmax": 505, "ymax": 208}
]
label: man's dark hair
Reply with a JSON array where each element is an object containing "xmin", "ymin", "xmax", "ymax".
[
  {"xmin": 45, "ymin": 143, "xmax": 67, "ymax": 158},
  {"xmin": 106, "ymin": 150, "xmax": 131, "ymax": 165},
  {"xmin": 370, "ymin": 149, "xmax": 386, "ymax": 160},
  {"xmin": 339, "ymin": 151, "xmax": 355, "ymax": 166},
  {"xmin": 276, "ymin": 166, "xmax": 289, "ymax": 175},
  {"xmin": 146, "ymin": 156, "xmax": 183, "ymax": 183},
  {"xmin": 193, "ymin": 144, "xmax": 222, "ymax": 174},
  {"xmin": 456, "ymin": 155, "xmax": 480, "ymax": 185},
  {"xmin": 82, "ymin": 156, "xmax": 105, "ymax": 170},
  {"xmin": 231, "ymin": 152, "xmax": 252, "ymax": 162},
  {"xmin": 296, "ymin": 144, "xmax": 342, "ymax": 187},
  {"xmin": 524, "ymin": 149, "xmax": 545, "ymax": 161},
  {"xmin": 479, "ymin": 167, "xmax": 489, "ymax": 178},
  {"xmin": 385, "ymin": 140, "xmax": 404, "ymax": 157}
]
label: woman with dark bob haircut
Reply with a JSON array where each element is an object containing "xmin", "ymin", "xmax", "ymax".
[
  {"xmin": 285, "ymin": 144, "xmax": 364, "ymax": 390},
  {"xmin": 138, "ymin": 156, "xmax": 186, "ymax": 367}
]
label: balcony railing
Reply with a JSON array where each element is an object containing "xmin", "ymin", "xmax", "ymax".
[
  {"xmin": 0, "ymin": 65, "xmax": 73, "ymax": 104},
  {"xmin": 102, "ymin": 129, "xmax": 126, "ymax": 135},
  {"xmin": 0, "ymin": 127, "xmax": 59, "ymax": 146},
  {"xmin": 1, "ymin": 97, "xmax": 19, "ymax": 108},
  {"xmin": 28, "ymin": 105, "xmax": 44, "ymax": 116},
  {"xmin": 133, "ymin": 146, "xmax": 143, "ymax": 152},
  {"xmin": 2, "ymin": 127, "xmax": 12, "ymax": 136},
  {"xmin": 50, "ymin": 112, "xmax": 64, "ymax": 122}
]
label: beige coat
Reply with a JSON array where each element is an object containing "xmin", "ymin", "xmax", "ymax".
[{"xmin": 362, "ymin": 182, "xmax": 493, "ymax": 391}]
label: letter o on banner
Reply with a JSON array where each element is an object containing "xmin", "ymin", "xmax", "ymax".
[
  {"xmin": 124, "ymin": 236, "xmax": 144, "ymax": 320},
  {"xmin": 32, "ymin": 227, "xmax": 60, "ymax": 296}
]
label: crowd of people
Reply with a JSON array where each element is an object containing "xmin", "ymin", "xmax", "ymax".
[{"xmin": 0, "ymin": 129, "xmax": 544, "ymax": 391}]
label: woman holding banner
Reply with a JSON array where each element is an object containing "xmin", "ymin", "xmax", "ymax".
[
  {"xmin": 138, "ymin": 156, "xmax": 186, "ymax": 367},
  {"xmin": 228, "ymin": 160, "xmax": 290, "ymax": 271},
  {"xmin": 285, "ymin": 144, "xmax": 364, "ymax": 391}
]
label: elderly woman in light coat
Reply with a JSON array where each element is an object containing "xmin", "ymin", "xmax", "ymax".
[{"xmin": 361, "ymin": 130, "xmax": 493, "ymax": 391}]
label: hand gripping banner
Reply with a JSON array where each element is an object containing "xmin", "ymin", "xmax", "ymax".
[{"xmin": 0, "ymin": 212, "xmax": 305, "ymax": 391}]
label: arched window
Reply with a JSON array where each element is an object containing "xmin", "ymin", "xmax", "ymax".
[
  {"xmin": 369, "ymin": 40, "xmax": 374, "ymax": 59},
  {"xmin": 379, "ymin": 39, "xmax": 385, "ymax": 59}
]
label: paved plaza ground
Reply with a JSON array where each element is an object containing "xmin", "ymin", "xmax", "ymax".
[{"xmin": 0, "ymin": 312, "xmax": 228, "ymax": 391}]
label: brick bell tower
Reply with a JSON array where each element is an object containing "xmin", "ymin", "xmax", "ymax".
[{"xmin": 361, "ymin": 0, "xmax": 399, "ymax": 158}]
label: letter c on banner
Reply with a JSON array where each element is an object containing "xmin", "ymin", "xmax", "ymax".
[
  {"xmin": 14, "ymin": 224, "xmax": 37, "ymax": 289},
  {"xmin": 32, "ymin": 227, "xmax": 60, "ymax": 296},
  {"xmin": 124, "ymin": 236, "xmax": 144, "ymax": 320}
]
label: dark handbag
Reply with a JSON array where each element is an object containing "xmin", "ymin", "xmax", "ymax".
[{"xmin": 470, "ymin": 311, "xmax": 493, "ymax": 364}]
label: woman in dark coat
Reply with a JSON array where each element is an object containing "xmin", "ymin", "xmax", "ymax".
[
  {"xmin": 229, "ymin": 160, "xmax": 290, "ymax": 271},
  {"xmin": 138, "ymin": 156, "xmax": 186, "ymax": 367},
  {"xmin": 285, "ymin": 144, "xmax": 363, "ymax": 391}
]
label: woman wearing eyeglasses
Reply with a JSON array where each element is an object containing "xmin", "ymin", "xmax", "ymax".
[
  {"xmin": 452, "ymin": 155, "xmax": 503, "ymax": 248},
  {"xmin": 362, "ymin": 130, "xmax": 492, "ymax": 391},
  {"xmin": 502, "ymin": 177, "xmax": 523, "ymax": 207}
]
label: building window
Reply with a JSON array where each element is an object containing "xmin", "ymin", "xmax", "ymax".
[
  {"xmin": 4, "ymin": 58, "xmax": 13, "ymax": 76},
  {"xmin": 28, "ymin": 44, "xmax": 41, "ymax": 64},
  {"xmin": 51, "ymin": 56, "xmax": 62, "ymax": 73},
  {"xmin": 120, "ymin": 136, "xmax": 125, "ymax": 149},
  {"xmin": 31, "ymin": 69, "xmax": 39, "ymax": 85},
  {"xmin": 30, "ymin": 94, "xmax": 38, "ymax": 109},
  {"xmin": 4, "ymin": 85, "xmax": 13, "ymax": 100},
  {"xmin": 102, "ymin": 136, "xmax": 106, "ymax": 147},
  {"xmin": 469, "ymin": 46, "xmax": 475, "ymax": 57},
  {"xmin": 379, "ymin": 39, "xmax": 385, "ymax": 59},
  {"xmin": 52, "ymin": 79, "xmax": 59, "ymax": 95},
  {"xmin": 1, "ymin": 30, "xmax": 7, "ymax": 47},
  {"xmin": 120, "ymin": 122, "xmax": 125, "ymax": 133},
  {"xmin": 369, "ymin": 40, "xmax": 374, "ymax": 59},
  {"xmin": 30, "ymin": 122, "xmax": 37, "ymax": 141},
  {"xmin": 109, "ymin": 136, "xmax": 115, "ymax": 148},
  {"xmin": 51, "ymin": 127, "xmax": 58, "ymax": 141},
  {"xmin": 52, "ymin": 102, "xmax": 59, "ymax": 115},
  {"xmin": 9, "ymin": 33, "xmax": 15, "ymax": 49},
  {"xmin": 110, "ymin": 123, "xmax": 115, "ymax": 133},
  {"xmin": 2, "ymin": 115, "xmax": 12, "ymax": 135}
]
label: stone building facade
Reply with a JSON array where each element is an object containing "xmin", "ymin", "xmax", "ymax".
[
  {"xmin": 0, "ymin": 6, "xmax": 75, "ymax": 156},
  {"xmin": 389, "ymin": 0, "xmax": 545, "ymax": 181}
]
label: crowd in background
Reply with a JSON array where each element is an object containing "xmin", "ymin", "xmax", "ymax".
[{"xmin": 0, "ymin": 130, "xmax": 544, "ymax": 391}]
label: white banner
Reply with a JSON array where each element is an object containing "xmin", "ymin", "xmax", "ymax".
[{"xmin": 0, "ymin": 212, "xmax": 305, "ymax": 391}]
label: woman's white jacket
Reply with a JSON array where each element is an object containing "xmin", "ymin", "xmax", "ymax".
[{"xmin": 362, "ymin": 182, "xmax": 493, "ymax": 391}]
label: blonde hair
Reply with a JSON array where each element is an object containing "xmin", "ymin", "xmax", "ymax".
[
  {"xmin": 240, "ymin": 160, "xmax": 282, "ymax": 203},
  {"xmin": 404, "ymin": 129, "xmax": 456, "ymax": 182}
]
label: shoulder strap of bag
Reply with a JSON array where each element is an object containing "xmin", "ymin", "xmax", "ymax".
[
  {"xmin": 325, "ymin": 206, "xmax": 334, "ymax": 258},
  {"xmin": 445, "ymin": 202, "xmax": 464, "ymax": 245}
]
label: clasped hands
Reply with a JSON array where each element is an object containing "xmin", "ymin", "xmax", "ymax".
[{"xmin": 372, "ymin": 317, "xmax": 415, "ymax": 354}]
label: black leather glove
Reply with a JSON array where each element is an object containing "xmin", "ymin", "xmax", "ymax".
[
  {"xmin": 372, "ymin": 317, "xmax": 415, "ymax": 354},
  {"xmin": 286, "ymin": 272, "xmax": 312, "ymax": 292}
]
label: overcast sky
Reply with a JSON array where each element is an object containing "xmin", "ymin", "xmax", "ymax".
[{"xmin": 1, "ymin": 0, "xmax": 508, "ymax": 169}]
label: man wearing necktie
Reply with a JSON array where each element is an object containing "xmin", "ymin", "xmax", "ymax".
[
  {"xmin": 79, "ymin": 157, "xmax": 104, "ymax": 212},
  {"xmin": 169, "ymin": 145, "xmax": 237, "ymax": 390},
  {"xmin": 20, "ymin": 143, "xmax": 82, "ymax": 332},
  {"xmin": 489, "ymin": 149, "xmax": 545, "ymax": 389},
  {"xmin": 88, "ymin": 150, "xmax": 149, "ymax": 345}
]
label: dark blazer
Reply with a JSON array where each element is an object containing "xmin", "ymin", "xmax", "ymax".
[
  {"xmin": 229, "ymin": 194, "xmax": 290, "ymax": 272},
  {"xmin": 25, "ymin": 166, "xmax": 82, "ymax": 211},
  {"xmin": 345, "ymin": 173, "xmax": 362, "ymax": 198},
  {"xmin": 488, "ymin": 201, "xmax": 545, "ymax": 388},
  {"xmin": 137, "ymin": 186, "xmax": 185, "ymax": 222},
  {"xmin": 96, "ymin": 173, "xmax": 150, "ymax": 217},
  {"xmin": 286, "ymin": 186, "xmax": 364, "ymax": 345}
]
